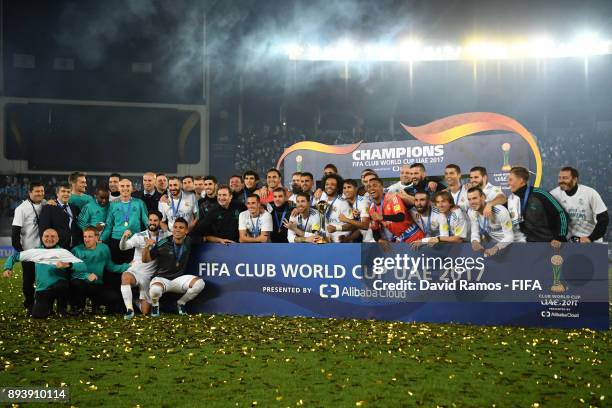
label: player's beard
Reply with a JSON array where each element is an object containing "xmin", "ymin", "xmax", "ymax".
[{"xmin": 148, "ymin": 225, "xmax": 159, "ymax": 233}]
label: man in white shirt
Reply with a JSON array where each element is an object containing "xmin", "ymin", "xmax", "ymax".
[
  {"xmin": 11, "ymin": 181, "xmax": 46, "ymax": 312},
  {"xmin": 387, "ymin": 165, "xmax": 412, "ymax": 193},
  {"xmin": 284, "ymin": 192, "xmax": 323, "ymax": 243},
  {"xmin": 410, "ymin": 190, "xmax": 449, "ymax": 247},
  {"xmin": 239, "ymin": 194, "xmax": 273, "ymax": 243},
  {"xmin": 319, "ymin": 174, "xmax": 351, "ymax": 242},
  {"xmin": 444, "ymin": 164, "xmax": 470, "ymax": 213},
  {"xmin": 158, "ymin": 177, "xmax": 198, "ymax": 232},
  {"xmin": 549, "ymin": 166, "xmax": 608, "ymax": 243},
  {"xmin": 467, "ymin": 187, "xmax": 514, "ymax": 257},
  {"xmin": 432, "ymin": 190, "xmax": 469, "ymax": 243}
]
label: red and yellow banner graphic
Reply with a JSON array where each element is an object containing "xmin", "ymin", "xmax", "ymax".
[{"xmin": 401, "ymin": 112, "xmax": 542, "ymax": 186}]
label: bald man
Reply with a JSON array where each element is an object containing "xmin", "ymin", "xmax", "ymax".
[
  {"xmin": 132, "ymin": 172, "xmax": 162, "ymax": 213},
  {"xmin": 100, "ymin": 179, "xmax": 149, "ymax": 263}
]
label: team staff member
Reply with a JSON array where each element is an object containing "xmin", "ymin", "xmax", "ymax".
[
  {"xmin": 68, "ymin": 171, "xmax": 95, "ymax": 210},
  {"xmin": 132, "ymin": 172, "xmax": 162, "ymax": 213},
  {"xmin": 239, "ymin": 194, "xmax": 273, "ymax": 243},
  {"xmin": 200, "ymin": 185, "xmax": 246, "ymax": 244},
  {"xmin": 155, "ymin": 173, "xmax": 169, "ymax": 195},
  {"xmin": 268, "ymin": 187, "xmax": 292, "ymax": 243},
  {"xmin": 507, "ymin": 167, "xmax": 568, "ymax": 246},
  {"xmin": 144, "ymin": 217, "xmax": 205, "ymax": 317},
  {"xmin": 71, "ymin": 227, "xmax": 129, "ymax": 314},
  {"xmin": 11, "ymin": 181, "xmax": 46, "ymax": 313},
  {"xmin": 100, "ymin": 179, "xmax": 149, "ymax": 264},
  {"xmin": 108, "ymin": 173, "xmax": 122, "ymax": 202},
  {"xmin": 39, "ymin": 183, "xmax": 82, "ymax": 250},
  {"xmin": 3, "ymin": 228, "xmax": 72, "ymax": 318},
  {"xmin": 550, "ymin": 166, "xmax": 608, "ymax": 243},
  {"xmin": 77, "ymin": 185, "xmax": 110, "ymax": 233}
]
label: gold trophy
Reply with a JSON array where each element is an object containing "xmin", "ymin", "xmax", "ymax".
[
  {"xmin": 501, "ymin": 143, "xmax": 512, "ymax": 172},
  {"xmin": 296, "ymin": 155, "xmax": 303, "ymax": 172},
  {"xmin": 550, "ymin": 254, "xmax": 565, "ymax": 293},
  {"xmin": 314, "ymin": 201, "xmax": 331, "ymax": 244}
]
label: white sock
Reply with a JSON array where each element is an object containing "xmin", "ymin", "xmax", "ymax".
[
  {"xmin": 177, "ymin": 280, "xmax": 205, "ymax": 305},
  {"xmin": 120, "ymin": 285, "xmax": 133, "ymax": 311},
  {"xmin": 150, "ymin": 284, "xmax": 164, "ymax": 306}
]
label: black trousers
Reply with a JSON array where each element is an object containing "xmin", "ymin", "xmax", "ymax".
[
  {"xmin": 22, "ymin": 261, "xmax": 36, "ymax": 309},
  {"xmin": 108, "ymin": 238, "xmax": 134, "ymax": 264},
  {"xmin": 70, "ymin": 279, "xmax": 123, "ymax": 313},
  {"xmin": 31, "ymin": 280, "xmax": 69, "ymax": 319}
]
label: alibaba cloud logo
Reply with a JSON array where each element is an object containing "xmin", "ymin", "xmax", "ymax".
[{"xmin": 319, "ymin": 284, "xmax": 340, "ymax": 298}]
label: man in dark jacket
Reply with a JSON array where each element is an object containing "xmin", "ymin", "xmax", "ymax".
[
  {"xmin": 507, "ymin": 166, "xmax": 568, "ymax": 246},
  {"xmin": 39, "ymin": 183, "xmax": 82, "ymax": 249}
]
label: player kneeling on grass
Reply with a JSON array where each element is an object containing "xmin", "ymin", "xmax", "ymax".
[
  {"xmin": 142, "ymin": 217, "xmax": 204, "ymax": 317},
  {"xmin": 119, "ymin": 210, "xmax": 170, "ymax": 320},
  {"xmin": 71, "ymin": 227, "xmax": 129, "ymax": 314},
  {"xmin": 2, "ymin": 228, "xmax": 77, "ymax": 318}
]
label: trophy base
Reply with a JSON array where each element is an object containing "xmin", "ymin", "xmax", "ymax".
[
  {"xmin": 550, "ymin": 283, "xmax": 566, "ymax": 293},
  {"xmin": 501, "ymin": 165, "xmax": 512, "ymax": 172}
]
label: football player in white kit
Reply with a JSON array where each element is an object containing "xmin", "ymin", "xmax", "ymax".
[
  {"xmin": 119, "ymin": 210, "xmax": 170, "ymax": 319},
  {"xmin": 468, "ymin": 166, "xmax": 507, "ymax": 218},
  {"xmin": 432, "ymin": 191, "xmax": 469, "ymax": 243},
  {"xmin": 158, "ymin": 176, "xmax": 198, "ymax": 232},
  {"xmin": 409, "ymin": 190, "xmax": 449, "ymax": 247},
  {"xmin": 467, "ymin": 187, "xmax": 514, "ymax": 257},
  {"xmin": 549, "ymin": 166, "xmax": 608, "ymax": 243},
  {"xmin": 444, "ymin": 164, "xmax": 470, "ymax": 213}
]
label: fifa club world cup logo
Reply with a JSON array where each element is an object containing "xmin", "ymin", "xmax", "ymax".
[
  {"xmin": 295, "ymin": 155, "xmax": 303, "ymax": 172},
  {"xmin": 501, "ymin": 142, "xmax": 512, "ymax": 172},
  {"xmin": 550, "ymin": 254, "xmax": 565, "ymax": 293}
]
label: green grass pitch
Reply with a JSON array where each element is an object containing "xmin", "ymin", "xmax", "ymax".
[{"xmin": 0, "ymin": 262, "xmax": 610, "ymax": 407}]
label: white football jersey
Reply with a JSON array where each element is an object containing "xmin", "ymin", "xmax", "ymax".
[
  {"xmin": 469, "ymin": 205, "xmax": 514, "ymax": 248},
  {"xmin": 550, "ymin": 184, "xmax": 607, "ymax": 242},
  {"xmin": 444, "ymin": 207, "xmax": 469, "ymax": 240},
  {"xmin": 159, "ymin": 192, "xmax": 198, "ymax": 229},
  {"xmin": 386, "ymin": 181, "xmax": 411, "ymax": 193},
  {"xmin": 122, "ymin": 229, "xmax": 171, "ymax": 277},
  {"xmin": 410, "ymin": 207, "xmax": 449, "ymax": 238},
  {"xmin": 287, "ymin": 208, "xmax": 323, "ymax": 243},
  {"xmin": 238, "ymin": 210, "xmax": 273, "ymax": 238},
  {"xmin": 449, "ymin": 184, "xmax": 470, "ymax": 213},
  {"xmin": 483, "ymin": 182, "xmax": 503, "ymax": 203}
]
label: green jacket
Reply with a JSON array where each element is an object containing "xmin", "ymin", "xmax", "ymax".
[
  {"xmin": 100, "ymin": 198, "xmax": 149, "ymax": 242},
  {"xmin": 3, "ymin": 246, "xmax": 68, "ymax": 292},
  {"xmin": 77, "ymin": 201, "xmax": 108, "ymax": 230},
  {"xmin": 71, "ymin": 243, "xmax": 129, "ymax": 284},
  {"xmin": 69, "ymin": 193, "xmax": 95, "ymax": 211}
]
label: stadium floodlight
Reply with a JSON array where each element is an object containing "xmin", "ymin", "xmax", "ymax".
[{"xmin": 284, "ymin": 33, "xmax": 612, "ymax": 62}]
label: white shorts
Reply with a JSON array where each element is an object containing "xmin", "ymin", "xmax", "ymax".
[
  {"xmin": 150, "ymin": 275, "xmax": 199, "ymax": 295},
  {"xmin": 124, "ymin": 269, "xmax": 153, "ymax": 302}
]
